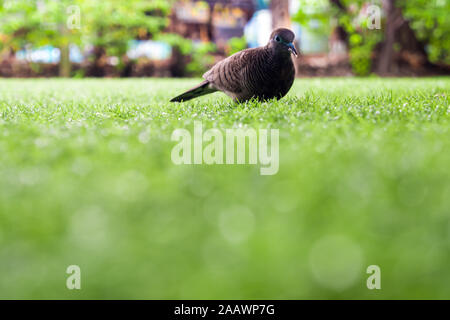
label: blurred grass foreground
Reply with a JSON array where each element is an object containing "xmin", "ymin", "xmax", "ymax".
[{"xmin": 0, "ymin": 77, "xmax": 449, "ymax": 299}]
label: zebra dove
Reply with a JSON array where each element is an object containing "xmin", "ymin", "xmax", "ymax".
[{"xmin": 170, "ymin": 28, "xmax": 298, "ymax": 103}]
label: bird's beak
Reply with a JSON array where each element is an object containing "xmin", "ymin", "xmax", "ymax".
[{"xmin": 287, "ymin": 42, "xmax": 298, "ymax": 57}]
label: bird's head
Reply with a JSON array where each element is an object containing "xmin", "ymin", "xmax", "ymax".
[{"xmin": 268, "ymin": 28, "xmax": 298, "ymax": 58}]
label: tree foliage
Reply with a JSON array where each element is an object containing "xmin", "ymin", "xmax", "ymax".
[
  {"xmin": 293, "ymin": 0, "xmax": 449, "ymax": 75},
  {"xmin": 158, "ymin": 33, "xmax": 216, "ymax": 77},
  {"xmin": 0, "ymin": 0, "xmax": 80, "ymax": 50},
  {"xmin": 0, "ymin": 0, "xmax": 172, "ymax": 74},
  {"xmin": 79, "ymin": 0, "xmax": 171, "ymax": 58},
  {"xmin": 401, "ymin": 0, "xmax": 450, "ymax": 64},
  {"xmin": 293, "ymin": 0, "xmax": 383, "ymax": 75}
]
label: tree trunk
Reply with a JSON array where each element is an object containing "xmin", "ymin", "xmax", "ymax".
[
  {"xmin": 58, "ymin": 25, "xmax": 71, "ymax": 77},
  {"xmin": 270, "ymin": 0, "xmax": 291, "ymax": 29},
  {"xmin": 88, "ymin": 46, "xmax": 107, "ymax": 77},
  {"xmin": 376, "ymin": 0, "xmax": 400, "ymax": 74},
  {"xmin": 329, "ymin": 0, "xmax": 349, "ymax": 47},
  {"xmin": 59, "ymin": 45, "xmax": 70, "ymax": 77},
  {"xmin": 376, "ymin": 0, "xmax": 430, "ymax": 75}
]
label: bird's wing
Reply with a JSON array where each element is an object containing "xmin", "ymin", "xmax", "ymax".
[{"xmin": 203, "ymin": 49, "xmax": 254, "ymax": 95}]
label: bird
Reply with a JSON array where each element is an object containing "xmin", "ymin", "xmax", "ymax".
[{"xmin": 170, "ymin": 28, "xmax": 298, "ymax": 103}]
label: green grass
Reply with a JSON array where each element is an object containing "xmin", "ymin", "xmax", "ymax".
[{"xmin": 0, "ymin": 77, "xmax": 449, "ymax": 299}]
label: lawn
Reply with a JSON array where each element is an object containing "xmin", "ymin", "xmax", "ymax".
[{"xmin": 0, "ymin": 77, "xmax": 449, "ymax": 299}]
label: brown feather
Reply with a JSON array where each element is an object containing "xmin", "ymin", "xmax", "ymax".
[
  {"xmin": 170, "ymin": 28, "xmax": 297, "ymax": 103},
  {"xmin": 170, "ymin": 80, "xmax": 216, "ymax": 102}
]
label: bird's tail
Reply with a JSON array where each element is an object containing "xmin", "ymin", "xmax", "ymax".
[{"xmin": 170, "ymin": 80, "xmax": 216, "ymax": 102}]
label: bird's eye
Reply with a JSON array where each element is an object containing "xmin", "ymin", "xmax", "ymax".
[{"xmin": 275, "ymin": 36, "xmax": 281, "ymax": 42}]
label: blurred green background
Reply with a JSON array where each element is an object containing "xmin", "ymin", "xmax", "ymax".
[
  {"xmin": 1, "ymin": 0, "xmax": 449, "ymax": 77},
  {"xmin": 0, "ymin": 78, "xmax": 449, "ymax": 299}
]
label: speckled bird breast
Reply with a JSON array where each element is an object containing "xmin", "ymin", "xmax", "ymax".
[{"xmin": 237, "ymin": 55, "xmax": 295, "ymax": 102}]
